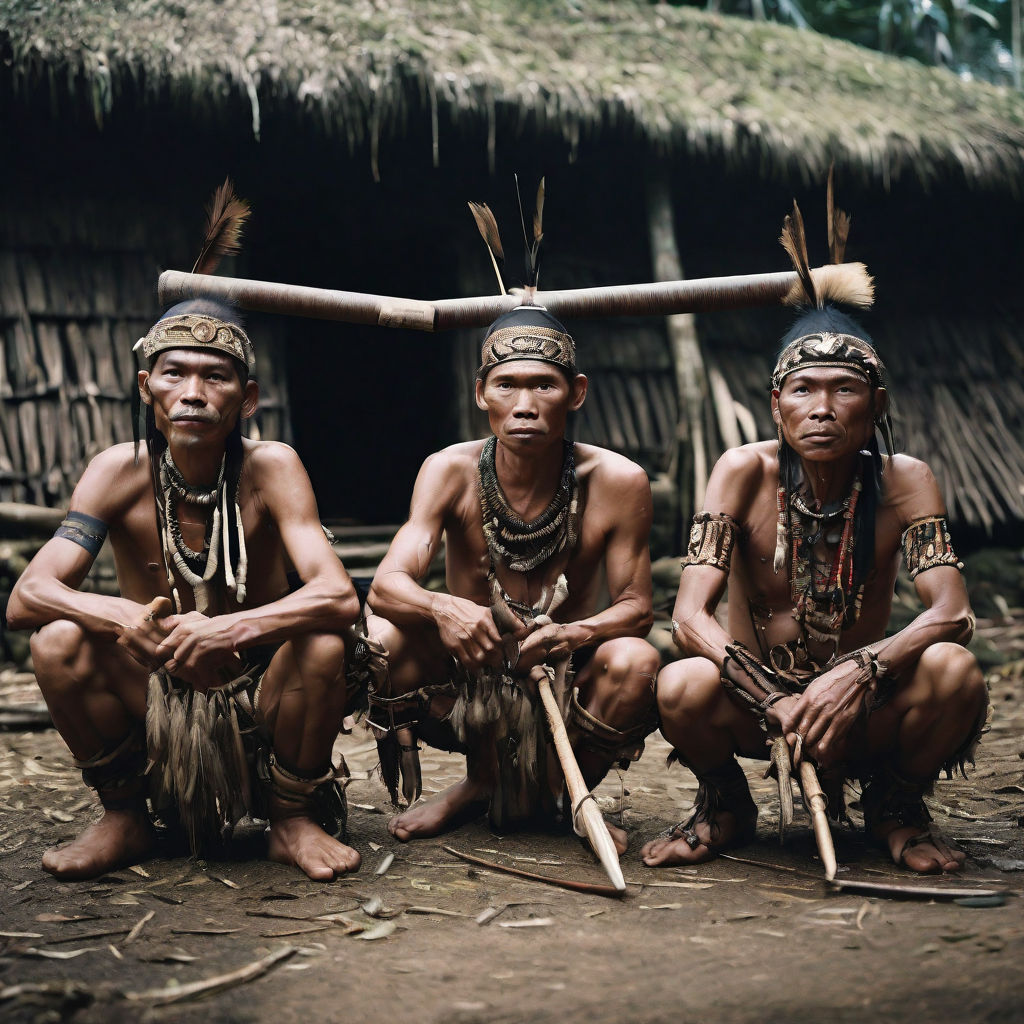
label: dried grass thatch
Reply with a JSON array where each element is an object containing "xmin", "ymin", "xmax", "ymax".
[{"xmin": 3, "ymin": 0, "xmax": 1024, "ymax": 190}]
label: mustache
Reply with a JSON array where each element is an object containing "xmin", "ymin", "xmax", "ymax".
[{"xmin": 170, "ymin": 410, "xmax": 220, "ymax": 423}]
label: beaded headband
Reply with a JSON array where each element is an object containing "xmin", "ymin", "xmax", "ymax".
[
  {"xmin": 134, "ymin": 314, "xmax": 255, "ymax": 374},
  {"xmin": 478, "ymin": 307, "xmax": 576, "ymax": 378},
  {"xmin": 772, "ymin": 332, "xmax": 886, "ymax": 391}
]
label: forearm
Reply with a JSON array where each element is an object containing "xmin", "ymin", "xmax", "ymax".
[
  {"xmin": 368, "ymin": 569, "xmax": 446, "ymax": 629},
  {"xmin": 7, "ymin": 575, "xmax": 137, "ymax": 639},
  {"xmin": 562, "ymin": 594, "xmax": 653, "ymax": 654},
  {"xmin": 671, "ymin": 606, "xmax": 733, "ymax": 667},
  {"xmin": 862, "ymin": 600, "xmax": 974, "ymax": 683},
  {"xmin": 229, "ymin": 579, "xmax": 360, "ymax": 650}
]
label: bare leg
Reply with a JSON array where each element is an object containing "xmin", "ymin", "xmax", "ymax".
[
  {"xmin": 257, "ymin": 632, "xmax": 361, "ymax": 880},
  {"xmin": 863, "ymin": 643, "xmax": 987, "ymax": 874},
  {"xmin": 31, "ymin": 621, "xmax": 154, "ymax": 880},
  {"xmin": 361, "ymin": 615, "xmax": 493, "ymax": 841},
  {"xmin": 571, "ymin": 637, "xmax": 661, "ymax": 855},
  {"xmin": 641, "ymin": 657, "xmax": 763, "ymax": 867},
  {"xmin": 388, "ymin": 748, "xmax": 492, "ymax": 841}
]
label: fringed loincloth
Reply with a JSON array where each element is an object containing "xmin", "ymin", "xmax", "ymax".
[
  {"xmin": 362, "ymin": 648, "xmax": 563, "ymax": 831},
  {"xmin": 144, "ymin": 648, "xmax": 275, "ymax": 856}
]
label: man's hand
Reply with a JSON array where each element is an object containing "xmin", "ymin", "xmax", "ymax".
[
  {"xmin": 776, "ymin": 660, "xmax": 870, "ymax": 769},
  {"xmin": 516, "ymin": 621, "xmax": 573, "ymax": 672},
  {"xmin": 115, "ymin": 596, "xmax": 174, "ymax": 670},
  {"xmin": 431, "ymin": 594, "xmax": 504, "ymax": 670},
  {"xmin": 157, "ymin": 612, "xmax": 244, "ymax": 688}
]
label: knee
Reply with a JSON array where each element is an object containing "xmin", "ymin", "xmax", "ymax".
[
  {"xmin": 296, "ymin": 631, "xmax": 348, "ymax": 688},
  {"xmin": 916, "ymin": 643, "xmax": 986, "ymax": 711},
  {"xmin": 30, "ymin": 620, "xmax": 90, "ymax": 687},
  {"xmin": 596, "ymin": 637, "xmax": 660, "ymax": 687},
  {"xmin": 656, "ymin": 657, "xmax": 721, "ymax": 721}
]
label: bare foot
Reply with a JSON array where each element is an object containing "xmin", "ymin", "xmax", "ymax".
[
  {"xmin": 880, "ymin": 824, "xmax": 966, "ymax": 874},
  {"xmin": 388, "ymin": 776, "xmax": 489, "ymax": 841},
  {"xmin": 604, "ymin": 821, "xmax": 628, "ymax": 857},
  {"xmin": 268, "ymin": 815, "xmax": 361, "ymax": 881},
  {"xmin": 42, "ymin": 809, "xmax": 153, "ymax": 881},
  {"xmin": 640, "ymin": 806, "xmax": 753, "ymax": 868}
]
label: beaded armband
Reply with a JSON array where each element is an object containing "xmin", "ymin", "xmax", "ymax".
[
  {"xmin": 901, "ymin": 516, "xmax": 964, "ymax": 581},
  {"xmin": 681, "ymin": 512, "xmax": 738, "ymax": 573},
  {"xmin": 54, "ymin": 511, "xmax": 108, "ymax": 558}
]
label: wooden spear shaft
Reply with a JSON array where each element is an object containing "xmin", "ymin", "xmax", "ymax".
[
  {"xmin": 156, "ymin": 265, "xmax": 865, "ymax": 332},
  {"xmin": 798, "ymin": 760, "xmax": 838, "ymax": 881},
  {"xmin": 534, "ymin": 661, "xmax": 627, "ymax": 894}
]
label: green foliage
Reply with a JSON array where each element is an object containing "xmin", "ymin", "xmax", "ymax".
[{"xmin": 665, "ymin": 0, "xmax": 1019, "ymax": 86}]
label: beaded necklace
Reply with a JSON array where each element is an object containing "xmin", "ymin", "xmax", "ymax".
[
  {"xmin": 477, "ymin": 436, "xmax": 579, "ymax": 573},
  {"xmin": 158, "ymin": 448, "xmax": 248, "ymax": 614},
  {"xmin": 788, "ymin": 473, "xmax": 864, "ymax": 653}
]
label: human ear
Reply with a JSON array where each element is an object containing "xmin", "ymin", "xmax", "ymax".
[
  {"xmin": 873, "ymin": 387, "xmax": 888, "ymax": 417},
  {"xmin": 475, "ymin": 377, "xmax": 488, "ymax": 412},
  {"xmin": 138, "ymin": 370, "xmax": 153, "ymax": 407},
  {"xmin": 241, "ymin": 379, "xmax": 259, "ymax": 419},
  {"xmin": 771, "ymin": 390, "xmax": 781, "ymax": 425},
  {"xmin": 569, "ymin": 374, "xmax": 588, "ymax": 411}
]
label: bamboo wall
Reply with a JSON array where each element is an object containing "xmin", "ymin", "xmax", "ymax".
[{"xmin": 0, "ymin": 200, "xmax": 291, "ymax": 509}]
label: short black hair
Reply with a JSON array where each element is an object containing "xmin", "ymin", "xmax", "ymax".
[{"xmin": 777, "ymin": 306, "xmax": 876, "ymax": 358}]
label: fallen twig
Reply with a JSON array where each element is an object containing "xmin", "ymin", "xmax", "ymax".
[
  {"xmin": 830, "ymin": 878, "xmax": 1012, "ymax": 901},
  {"xmin": 443, "ymin": 846, "xmax": 626, "ymax": 898},
  {"xmin": 122, "ymin": 910, "xmax": 154, "ymax": 946},
  {"xmin": 127, "ymin": 945, "xmax": 297, "ymax": 1005}
]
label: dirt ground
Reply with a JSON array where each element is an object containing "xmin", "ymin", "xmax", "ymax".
[{"xmin": 1, "ymin": 663, "xmax": 1022, "ymax": 1024}]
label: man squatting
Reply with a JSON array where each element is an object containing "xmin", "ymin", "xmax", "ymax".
[
  {"xmin": 363, "ymin": 306, "xmax": 661, "ymax": 849},
  {"xmin": 7, "ymin": 299, "xmax": 364, "ymax": 881},
  {"xmin": 642, "ymin": 212, "xmax": 988, "ymax": 875}
]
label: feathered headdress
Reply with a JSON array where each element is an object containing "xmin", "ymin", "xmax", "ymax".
[
  {"xmin": 772, "ymin": 165, "xmax": 894, "ymax": 583},
  {"xmin": 470, "ymin": 176, "xmax": 573, "ymax": 378}
]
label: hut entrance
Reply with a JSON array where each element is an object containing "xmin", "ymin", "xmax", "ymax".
[{"xmin": 284, "ymin": 321, "xmax": 455, "ymax": 526}]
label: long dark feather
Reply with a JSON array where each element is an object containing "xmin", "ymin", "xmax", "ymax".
[
  {"xmin": 529, "ymin": 177, "xmax": 545, "ymax": 289},
  {"xmin": 826, "ymin": 163, "xmax": 851, "ymax": 265},
  {"xmin": 779, "ymin": 200, "xmax": 817, "ymax": 308},
  {"xmin": 468, "ymin": 201, "xmax": 506, "ymax": 294},
  {"xmin": 191, "ymin": 177, "xmax": 251, "ymax": 276},
  {"xmin": 533, "ymin": 177, "xmax": 545, "ymax": 249},
  {"xmin": 516, "ymin": 171, "xmax": 532, "ymax": 284}
]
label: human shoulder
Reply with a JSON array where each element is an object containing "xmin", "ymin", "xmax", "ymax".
[
  {"xmin": 418, "ymin": 440, "xmax": 484, "ymax": 485},
  {"xmin": 242, "ymin": 438, "xmax": 305, "ymax": 476},
  {"xmin": 712, "ymin": 441, "xmax": 775, "ymax": 483},
  {"xmin": 574, "ymin": 443, "xmax": 650, "ymax": 494},
  {"xmin": 405, "ymin": 441, "xmax": 484, "ymax": 519},
  {"xmin": 71, "ymin": 442, "xmax": 151, "ymax": 522},
  {"xmin": 702, "ymin": 442, "xmax": 773, "ymax": 516},
  {"xmin": 882, "ymin": 453, "xmax": 946, "ymax": 524}
]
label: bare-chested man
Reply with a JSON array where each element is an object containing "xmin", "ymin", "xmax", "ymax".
[
  {"xmin": 7, "ymin": 298, "xmax": 363, "ymax": 882},
  {"xmin": 363, "ymin": 306, "xmax": 660, "ymax": 850},
  {"xmin": 641, "ymin": 298, "xmax": 987, "ymax": 875}
]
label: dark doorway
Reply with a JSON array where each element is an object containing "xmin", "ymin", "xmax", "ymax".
[{"xmin": 285, "ymin": 320, "xmax": 454, "ymax": 524}]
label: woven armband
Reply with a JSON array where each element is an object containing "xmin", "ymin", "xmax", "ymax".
[
  {"xmin": 831, "ymin": 647, "xmax": 887, "ymax": 692},
  {"xmin": 901, "ymin": 516, "xmax": 963, "ymax": 581},
  {"xmin": 722, "ymin": 641, "xmax": 790, "ymax": 718},
  {"xmin": 681, "ymin": 512, "xmax": 738, "ymax": 573},
  {"xmin": 54, "ymin": 510, "xmax": 108, "ymax": 558}
]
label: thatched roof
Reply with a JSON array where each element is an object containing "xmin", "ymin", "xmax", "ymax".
[{"xmin": 5, "ymin": 0, "xmax": 1024, "ymax": 190}]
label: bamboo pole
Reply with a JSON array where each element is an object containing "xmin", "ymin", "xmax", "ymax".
[
  {"xmin": 157, "ymin": 265, "xmax": 849, "ymax": 334},
  {"xmin": 644, "ymin": 169, "xmax": 708, "ymax": 516}
]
